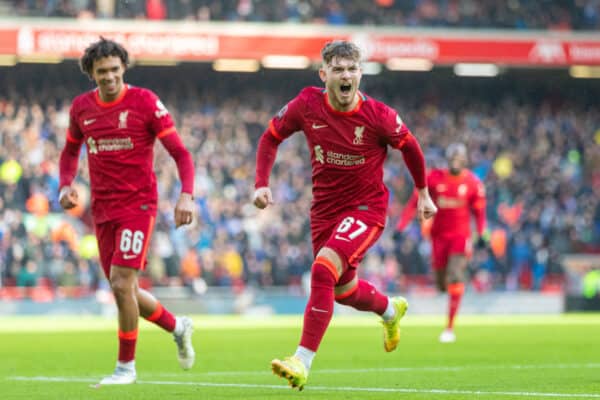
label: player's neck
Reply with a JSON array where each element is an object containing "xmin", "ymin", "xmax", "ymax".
[
  {"xmin": 327, "ymin": 92, "xmax": 360, "ymax": 113},
  {"xmin": 98, "ymin": 83, "xmax": 125, "ymax": 103}
]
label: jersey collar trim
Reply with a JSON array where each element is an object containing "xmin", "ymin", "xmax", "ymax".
[
  {"xmin": 324, "ymin": 90, "xmax": 365, "ymax": 116},
  {"xmin": 94, "ymin": 84, "xmax": 129, "ymax": 108},
  {"xmin": 446, "ymin": 169, "xmax": 468, "ymax": 180}
]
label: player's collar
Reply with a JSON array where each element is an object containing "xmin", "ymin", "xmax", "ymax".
[
  {"xmin": 446, "ymin": 169, "xmax": 468, "ymax": 180},
  {"xmin": 323, "ymin": 90, "xmax": 365, "ymax": 116},
  {"xmin": 95, "ymin": 84, "xmax": 129, "ymax": 108}
]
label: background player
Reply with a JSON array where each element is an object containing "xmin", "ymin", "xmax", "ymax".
[
  {"xmin": 58, "ymin": 38, "xmax": 196, "ymax": 385},
  {"xmin": 253, "ymin": 40, "xmax": 437, "ymax": 390},
  {"xmin": 395, "ymin": 142, "xmax": 487, "ymax": 343}
]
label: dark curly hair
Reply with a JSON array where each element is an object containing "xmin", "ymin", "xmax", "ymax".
[{"xmin": 80, "ymin": 37, "xmax": 129, "ymax": 78}]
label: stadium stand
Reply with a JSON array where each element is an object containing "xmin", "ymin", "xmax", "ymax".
[
  {"xmin": 0, "ymin": 62, "xmax": 598, "ymax": 300},
  {"xmin": 5, "ymin": 0, "xmax": 600, "ymax": 30}
]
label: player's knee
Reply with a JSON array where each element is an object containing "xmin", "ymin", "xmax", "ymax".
[
  {"xmin": 312, "ymin": 247, "xmax": 344, "ymax": 288},
  {"xmin": 109, "ymin": 273, "xmax": 136, "ymax": 299},
  {"xmin": 335, "ymin": 294, "xmax": 355, "ymax": 306},
  {"xmin": 334, "ymin": 272, "xmax": 358, "ymax": 305},
  {"xmin": 335, "ymin": 286, "xmax": 358, "ymax": 305},
  {"xmin": 311, "ymin": 262, "xmax": 337, "ymax": 289},
  {"xmin": 447, "ymin": 256, "xmax": 467, "ymax": 283},
  {"xmin": 447, "ymin": 268, "xmax": 465, "ymax": 284}
]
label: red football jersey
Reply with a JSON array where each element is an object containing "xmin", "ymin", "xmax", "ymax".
[
  {"xmin": 67, "ymin": 85, "xmax": 175, "ymax": 223},
  {"xmin": 269, "ymin": 86, "xmax": 413, "ymax": 225},
  {"xmin": 397, "ymin": 168, "xmax": 486, "ymax": 238}
]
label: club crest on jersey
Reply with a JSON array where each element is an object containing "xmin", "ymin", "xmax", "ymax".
[
  {"xmin": 458, "ymin": 184, "xmax": 468, "ymax": 196},
  {"xmin": 155, "ymin": 100, "xmax": 169, "ymax": 118},
  {"xmin": 314, "ymin": 145, "xmax": 324, "ymax": 164},
  {"xmin": 353, "ymin": 126, "xmax": 365, "ymax": 145},
  {"xmin": 118, "ymin": 110, "xmax": 129, "ymax": 129},
  {"xmin": 87, "ymin": 137, "xmax": 98, "ymax": 154}
]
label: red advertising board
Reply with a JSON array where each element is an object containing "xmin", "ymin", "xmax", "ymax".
[{"xmin": 1, "ymin": 22, "xmax": 599, "ymax": 65}]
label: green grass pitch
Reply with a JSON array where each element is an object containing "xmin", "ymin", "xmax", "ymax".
[{"xmin": 1, "ymin": 314, "xmax": 599, "ymax": 399}]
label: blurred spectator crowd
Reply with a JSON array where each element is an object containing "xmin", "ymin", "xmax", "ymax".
[
  {"xmin": 6, "ymin": 0, "xmax": 600, "ymax": 30},
  {"xmin": 0, "ymin": 64, "xmax": 599, "ymax": 301}
]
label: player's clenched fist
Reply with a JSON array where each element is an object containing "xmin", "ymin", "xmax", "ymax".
[
  {"xmin": 417, "ymin": 187, "xmax": 437, "ymax": 221},
  {"xmin": 253, "ymin": 187, "xmax": 273, "ymax": 209},
  {"xmin": 174, "ymin": 192, "xmax": 195, "ymax": 228},
  {"xmin": 58, "ymin": 186, "xmax": 79, "ymax": 210}
]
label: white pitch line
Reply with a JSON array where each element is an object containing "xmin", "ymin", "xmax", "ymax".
[
  {"xmin": 99, "ymin": 362, "xmax": 600, "ymax": 377},
  {"xmin": 8, "ymin": 376, "xmax": 600, "ymax": 398}
]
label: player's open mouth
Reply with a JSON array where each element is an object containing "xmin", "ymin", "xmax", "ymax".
[{"xmin": 340, "ymin": 83, "xmax": 352, "ymax": 93}]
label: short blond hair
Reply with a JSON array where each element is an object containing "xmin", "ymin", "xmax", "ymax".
[{"xmin": 321, "ymin": 40, "xmax": 361, "ymax": 65}]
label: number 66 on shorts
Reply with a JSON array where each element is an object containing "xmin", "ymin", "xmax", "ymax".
[{"xmin": 95, "ymin": 214, "xmax": 156, "ymax": 276}]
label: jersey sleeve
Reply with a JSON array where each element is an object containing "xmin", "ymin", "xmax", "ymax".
[
  {"xmin": 268, "ymin": 92, "xmax": 305, "ymax": 141},
  {"xmin": 66, "ymin": 100, "xmax": 84, "ymax": 144},
  {"xmin": 143, "ymin": 90, "xmax": 176, "ymax": 138},
  {"xmin": 59, "ymin": 99, "xmax": 84, "ymax": 189}
]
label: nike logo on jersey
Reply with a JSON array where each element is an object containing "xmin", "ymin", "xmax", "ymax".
[
  {"xmin": 311, "ymin": 307, "xmax": 330, "ymax": 313},
  {"xmin": 123, "ymin": 254, "xmax": 138, "ymax": 260},
  {"xmin": 83, "ymin": 118, "xmax": 96, "ymax": 126},
  {"xmin": 312, "ymin": 123, "xmax": 328, "ymax": 129},
  {"xmin": 334, "ymin": 235, "xmax": 351, "ymax": 242}
]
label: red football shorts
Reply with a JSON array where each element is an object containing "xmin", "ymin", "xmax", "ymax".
[
  {"xmin": 311, "ymin": 210, "xmax": 384, "ymax": 270},
  {"xmin": 94, "ymin": 213, "xmax": 156, "ymax": 277},
  {"xmin": 431, "ymin": 234, "xmax": 472, "ymax": 270}
]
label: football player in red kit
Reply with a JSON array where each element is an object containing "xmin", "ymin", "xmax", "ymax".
[
  {"xmin": 396, "ymin": 143, "xmax": 487, "ymax": 343},
  {"xmin": 253, "ymin": 40, "xmax": 437, "ymax": 390},
  {"xmin": 59, "ymin": 38, "xmax": 196, "ymax": 385}
]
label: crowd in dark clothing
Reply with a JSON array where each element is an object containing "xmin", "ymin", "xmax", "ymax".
[
  {"xmin": 0, "ymin": 63, "xmax": 598, "ymax": 298},
  {"xmin": 7, "ymin": 0, "xmax": 600, "ymax": 30}
]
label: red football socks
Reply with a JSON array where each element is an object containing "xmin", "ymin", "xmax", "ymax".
[
  {"xmin": 118, "ymin": 329, "xmax": 138, "ymax": 363},
  {"xmin": 299, "ymin": 260, "xmax": 337, "ymax": 352},
  {"xmin": 336, "ymin": 279, "xmax": 389, "ymax": 315},
  {"xmin": 145, "ymin": 302, "xmax": 176, "ymax": 332},
  {"xmin": 447, "ymin": 282, "xmax": 465, "ymax": 329}
]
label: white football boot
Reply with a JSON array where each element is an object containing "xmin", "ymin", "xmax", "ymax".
[
  {"xmin": 99, "ymin": 364, "xmax": 137, "ymax": 385},
  {"xmin": 173, "ymin": 316, "xmax": 196, "ymax": 370},
  {"xmin": 439, "ymin": 328, "xmax": 456, "ymax": 343}
]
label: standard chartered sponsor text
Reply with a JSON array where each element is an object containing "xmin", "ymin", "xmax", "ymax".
[
  {"xmin": 98, "ymin": 138, "xmax": 133, "ymax": 152},
  {"xmin": 326, "ymin": 151, "xmax": 365, "ymax": 166}
]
